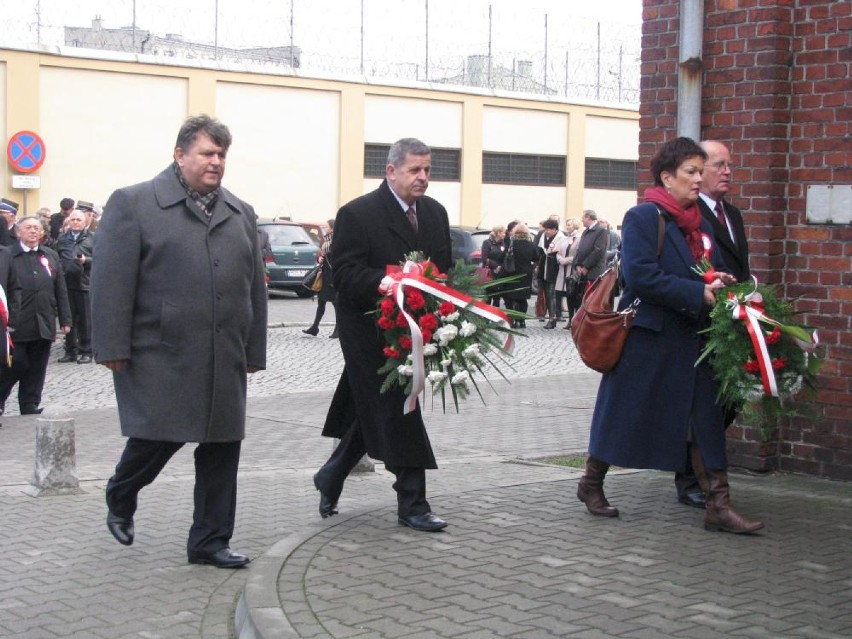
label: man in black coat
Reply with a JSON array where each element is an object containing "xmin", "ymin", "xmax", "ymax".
[
  {"xmin": 674, "ymin": 139, "xmax": 752, "ymax": 509},
  {"xmin": 56, "ymin": 209, "xmax": 95, "ymax": 364},
  {"xmin": 49, "ymin": 198, "xmax": 75, "ymax": 242},
  {"xmin": 314, "ymin": 138, "xmax": 453, "ymax": 532},
  {"xmin": 573, "ymin": 209, "xmax": 609, "ymax": 283},
  {"xmin": 0, "ymin": 216, "xmax": 71, "ymax": 416}
]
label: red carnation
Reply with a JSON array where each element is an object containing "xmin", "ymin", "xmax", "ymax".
[
  {"xmin": 772, "ymin": 357, "xmax": 786, "ymax": 371},
  {"xmin": 399, "ymin": 335, "xmax": 413, "ymax": 350},
  {"xmin": 765, "ymin": 326, "xmax": 781, "ymax": 345},
  {"xmin": 383, "ymin": 347, "xmax": 402, "ymax": 359},
  {"xmin": 744, "ymin": 361, "xmax": 761, "ymax": 374},
  {"xmin": 377, "ymin": 316, "xmax": 395, "ymax": 330},
  {"xmin": 421, "ymin": 329, "xmax": 432, "ymax": 343},
  {"xmin": 396, "ymin": 312, "xmax": 409, "ymax": 327},
  {"xmin": 380, "ymin": 298, "xmax": 396, "ymax": 316},
  {"xmin": 439, "ymin": 301, "xmax": 456, "ymax": 316},
  {"xmin": 418, "ymin": 313, "xmax": 439, "ymax": 331},
  {"xmin": 406, "ymin": 290, "xmax": 426, "ymax": 311}
]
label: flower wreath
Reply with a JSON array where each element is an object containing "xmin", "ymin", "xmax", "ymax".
[
  {"xmin": 375, "ymin": 254, "xmax": 520, "ymax": 413},
  {"xmin": 696, "ymin": 278, "xmax": 822, "ymax": 436}
]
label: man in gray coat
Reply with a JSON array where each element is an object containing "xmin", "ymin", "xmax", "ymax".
[
  {"xmin": 91, "ymin": 115, "xmax": 267, "ymax": 568},
  {"xmin": 573, "ymin": 209, "xmax": 609, "ymax": 283}
]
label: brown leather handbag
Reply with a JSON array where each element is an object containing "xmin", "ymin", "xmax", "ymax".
[{"xmin": 570, "ymin": 262, "xmax": 639, "ymax": 373}]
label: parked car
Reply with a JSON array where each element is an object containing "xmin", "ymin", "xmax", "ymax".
[
  {"xmin": 299, "ymin": 221, "xmax": 332, "ymax": 247},
  {"xmin": 450, "ymin": 226, "xmax": 491, "ymax": 265},
  {"xmin": 258, "ymin": 220, "xmax": 319, "ymax": 297}
]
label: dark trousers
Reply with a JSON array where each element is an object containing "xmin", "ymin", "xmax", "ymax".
[
  {"xmin": 105, "ymin": 438, "xmax": 241, "ymax": 555},
  {"xmin": 675, "ymin": 443, "xmax": 701, "ymax": 496},
  {"xmin": 65, "ymin": 289, "xmax": 91, "ymax": 356},
  {"xmin": 314, "ymin": 420, "xmax": 430, "ymax": 517},
  {"xmin": 0, "ymin": 338, "xmax": 52, "ymax": 411},
  {"xmin": 544, "ymin": 282, "xmax": 561, "ymax": 319}
]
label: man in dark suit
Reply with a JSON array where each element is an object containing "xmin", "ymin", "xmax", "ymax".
[
  {"xmin": 314, "ymin": 138, "xmax": 453, "ymax": 532},
  {"xmin": 0, "ymin": 216, "xmax": 71, "ymax": 416},
  {"xmin": 573, "ymin": 209, "xmax": 609, "ymax": 283},
  {"xmin": 91, "ymin": 115, "xmax": 267, "ymax": 567},
  {"xmin": 56, "ymin": 209, "xmax": 95, "ymax": 364},
  {"xmin": 674, "ymin": 139, "xmax": 751, "ymax": 509},
  {"xmin": 49, "ymin": 198, "xmax": 75, "ymax": 242}
]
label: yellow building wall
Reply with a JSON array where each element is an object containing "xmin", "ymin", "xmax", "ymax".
[
  {"xmin": 39, "ymin": 66, "xmax": 187, "ymax": 210},
  {"xmin": 217, "ymin": 82, "xmax": 341, "ymax": 220},
  {"xmin": 583, "ymin": 115, "xmax": 642, "ymax": 229},
  {"xmin": 0, "ymin": 47, "xmax": 638, "ymax": 227}
]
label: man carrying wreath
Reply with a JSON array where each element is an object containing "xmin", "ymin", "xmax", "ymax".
[{"xmin": 314, "ymin": 138, "xmax": 453, "ymax": 532}]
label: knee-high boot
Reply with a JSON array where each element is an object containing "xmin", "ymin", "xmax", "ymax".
[
  {"xmin": 689, "ymin": 446, "xmax": 764, "ymax": 534},
  {"xmin": 577, "ymin": 456, "xmax": 619, "ymax": 517}
]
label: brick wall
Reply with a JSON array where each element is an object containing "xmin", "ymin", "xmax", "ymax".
[{"xmin": 640, "ymin": 0, "xmax": 851, "ymax": 480}]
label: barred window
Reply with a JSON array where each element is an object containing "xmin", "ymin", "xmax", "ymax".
[
  {"xmin": 585, "ymin": 158, "xmax": 637, "ymax": 190},
  {"xmin": 364, "ymin": 144, "xmax": 460, "ymax": 181},
  {"xmin": 482, "ymin": 152, "xmax": 566, "ymax": 186}
]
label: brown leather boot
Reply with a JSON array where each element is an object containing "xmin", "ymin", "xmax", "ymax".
[
  {"xmin": 704, "ymin": 469, "xmax": 764, "ymax": 534},
  {"xmin": 577, "ymin": 456, "xmax": 619, "ymax": 517},
  {"xmin": 689, "ymin": 446, "xmax": 763, "ymax": 534}
]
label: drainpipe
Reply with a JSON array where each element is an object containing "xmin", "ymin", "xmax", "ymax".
[{"xmin": 677, "ymin": 0, "xmax": 704, "ymax": 140}]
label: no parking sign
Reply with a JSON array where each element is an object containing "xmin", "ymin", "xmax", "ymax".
[{"xmin": 7, "ymin": 130, "xmax": 46, "ymax": 174}]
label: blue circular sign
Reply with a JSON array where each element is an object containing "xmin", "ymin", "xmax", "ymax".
[{"xmin": 7, "ymin": 131, "xmax": 46, "ymax": 173}]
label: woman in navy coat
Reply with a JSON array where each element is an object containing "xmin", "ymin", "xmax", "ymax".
[{"xmin": 578, "ymin": 137, "xmax": 763, "ymax": 534}]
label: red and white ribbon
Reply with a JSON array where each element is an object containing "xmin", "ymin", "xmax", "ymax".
[
  {"xmin": 0, "ymin": 285, "xmax": 10, "ymax": 366},
  {"xmin": 38, "ymin": 254, "xmax": 53, "ymax": 278},
  {"xmin": 386, "ymin": 260, "xmax": 514, "ymax": 414},
  {"xmin": 727, "ymin": 277, "xmax": 819, "ymax": 397}
]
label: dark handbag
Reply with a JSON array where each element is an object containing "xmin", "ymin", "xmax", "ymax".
[
  {"xmin": 302, "ymin": 263, "xmax": 322, "ymax": 292},
  {"xmin": 503, "ymin": 241, "xmax": 516, "ymax": 274},
  {"xmin": 570, "ymin": 262, "xmax": 639, "ymax": 373},
  {"xmin": 564, "ymin": 272, "xmax": 579, "ymax": 299}
]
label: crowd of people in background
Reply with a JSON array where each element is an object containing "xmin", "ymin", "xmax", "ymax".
[
  {"xmin": 478, "ymin": 210, "xmax": 622, "ymax": 328},
  {"xmin": 0, "ymin": 196, "xmax": 100, "ymax": 420}
]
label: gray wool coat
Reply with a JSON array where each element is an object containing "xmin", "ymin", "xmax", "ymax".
[{"xmin": 90, "ymin": 166, "xmax": 268, "ymax": 443}]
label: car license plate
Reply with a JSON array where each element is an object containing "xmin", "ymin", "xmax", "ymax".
[{"xmin": 287, "ymin": 269, "xmax": 309, "ymax": 277}]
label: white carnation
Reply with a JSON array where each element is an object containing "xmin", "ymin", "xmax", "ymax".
[
  {"xmin": 443, "ymin": 311, "xmax": 460, "ymax": 323},
  {"xmin": 434, "ymin": 324, "xmax": 459, "ymax": 346},
  {"xmin": 423, "ymin": 343, "xmax": 438, "ymax": 356},
  {"xmin": 451, "ymin": 370, "xmax": 470, "ymax": 385},
  {"xmin": 459, "ymin": 320, "xmax": 477, "ymax": 337},
  {"xmin": 427, "ymin": 371, "xmax": 447, "ymax": 384},
  {"xmin": 462, "ymin": 344, "xmax": 481, "ymax": 359},
  {"xmin": 397, "ymin": 364, "xmax": 414, "ymax": 377}
]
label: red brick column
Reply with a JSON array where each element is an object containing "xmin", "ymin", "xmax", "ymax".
[{"xmin": 640, "ymin": 0, "xmax": 852, "ymax": 479}]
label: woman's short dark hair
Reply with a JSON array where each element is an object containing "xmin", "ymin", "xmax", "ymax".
[
  {"xmin": 649, "ymin": 137, "xmax": 707, "ymax": 186},
  {"xmin": 175, "ymin": 114, "xmax": 232, "ymax": 152}
]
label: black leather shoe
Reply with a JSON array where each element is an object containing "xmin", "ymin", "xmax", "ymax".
[
  {"xmin": 20, "ymin": 405, "xmax": 44, "ymax": 415},
  {"xmin": 106, "ymin": 511, "xmax": 134, "ymax": 546},
  {"xmin": 398, "ymin": 512, "xmax": 447, "ymax": 532},
  {"xmin": 543, "ymin": 320, "xmax": 557, "ymax": 329},
  {"xmin": 188, "ymin": 548, "xmax": 250, "ymax": 568},
  {"xmin": 302, "ymin": 326, "xmax": 319, "ymax": 336},
  {"xmin": 314, "ymin": 473, "xmax": 338, "ymax": 519},
  {"xmin": 678, "ymin": 491, "xmax": 707, "ymax": 508},
  {"xmin": 77, "ymin": 356, "xmax": 93, "ymax": 364},
  {"xmin": 57, "ymin": 354, "xmax": 77, "ymax": 363}
]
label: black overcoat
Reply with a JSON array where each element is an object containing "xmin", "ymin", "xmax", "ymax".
[
  {"xmin": 321, "ymin": 180, "xmax": 452, "ymax": 468},
  {"xmin": 8, "ymin": 244, "xmax": 70, "ymax": 342},
  {"xmin": 56, "ymin": 229, "xmax": 95, "ymax": 290},
  {"xmin": 698, "ymin": 197, "xmax": 750, "ymax": 282},
  {"xmin": 90, "ymin": 167, "xmax": 268, "ymax": 443},
  {"xmin": 504, "ymin": 237, "xmax": 538, "ymax": 301}
]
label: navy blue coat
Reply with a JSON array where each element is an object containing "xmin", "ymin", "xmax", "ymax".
[{"xmin": 588, "ymin": 202, "xmax": 730, "ymax": 471}]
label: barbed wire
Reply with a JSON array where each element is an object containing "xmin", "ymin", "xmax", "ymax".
[{"xmin": 3, "ymin": 0, "xmax": 639, "ymax": 105}]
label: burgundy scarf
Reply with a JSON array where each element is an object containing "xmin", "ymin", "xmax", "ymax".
[{"xmin": 643, "ymin": 186, "xmax": 705, "ymax": 262}]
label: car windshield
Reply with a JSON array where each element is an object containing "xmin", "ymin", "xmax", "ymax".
[{"xmin": 262, "ymin": 225, "xmax": 314, "ymax": 247}]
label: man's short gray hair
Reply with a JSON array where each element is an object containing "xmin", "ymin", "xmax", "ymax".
[
  {"xmin": 583, "ymin": 209, "xmax": 598, "ymax": 221},
  {"xmin": 387, "ymin": 138, "xmax": 431, "ymax": 168}
]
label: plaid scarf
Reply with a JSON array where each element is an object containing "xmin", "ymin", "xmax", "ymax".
[{"xmin": 173, "ymin": 162, "xmax": 219, "ymax": 216}]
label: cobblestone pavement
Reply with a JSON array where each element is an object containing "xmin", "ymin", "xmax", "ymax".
[{"xmin": 0, "ymin": 297, "xmax": 850, "ymax": 638}]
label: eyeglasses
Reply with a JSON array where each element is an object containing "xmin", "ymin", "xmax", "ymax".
[{"xmin": 708, "ymin": 161, "xmax": 734, "ymax": 171}]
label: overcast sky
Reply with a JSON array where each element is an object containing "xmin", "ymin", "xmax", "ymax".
[{"xmin": 6, "ymin": 0, "xmax": 641, "ymax": 64}]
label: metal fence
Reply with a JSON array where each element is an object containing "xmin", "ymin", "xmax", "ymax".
[{"xmin": 3, "ymin": 0, "xmax": 640, "ymax": 105}]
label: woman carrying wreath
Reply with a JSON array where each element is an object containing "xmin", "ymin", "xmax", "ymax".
[{"xmin": 578, "ymin": 137, "xmax": 763, "ymax": 534}]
